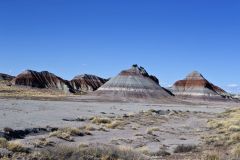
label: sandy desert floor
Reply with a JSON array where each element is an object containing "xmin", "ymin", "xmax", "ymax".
[{"xmin": 0, "ymin": 98, "xmax": 239, "ymax": 159}]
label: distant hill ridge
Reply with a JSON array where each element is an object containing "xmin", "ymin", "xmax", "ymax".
[
  {"xmin": 0, "ymin": 65, "xmax": 237, "ymax": 101},
  {"xmin": 10, "ymin": 70, "xmax": 107, "ymax": 93},
  {"xmin": 11, "ymin": 70, "xmax": 74, "ymax": 93},
  {"xmin": 0, "ymin": 73, "xmax": 15, "ymax": 81},
  {"xmin": 70, "ymin": 74, "xmax": 108, "ymax": 93}
]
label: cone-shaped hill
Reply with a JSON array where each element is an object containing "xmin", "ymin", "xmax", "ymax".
[
  {"xmin": 94, "ymin": 65, "xmax": 173, "ymax": 100},
  {"xmin": 170, "ymin": 71, "xmax": 230, "ymax": 99}
]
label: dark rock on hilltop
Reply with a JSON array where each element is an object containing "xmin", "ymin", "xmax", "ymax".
[
  {"xmin": 11, "ymin": 70, "xmax": 75, "ymax": 93},
  {"xmin": 70, "ymin": 74, "xmax": 108, "ymax": 93},
  {"xmin": 120, "ymin": 64, "xmax": 159, "ymax": 84}
]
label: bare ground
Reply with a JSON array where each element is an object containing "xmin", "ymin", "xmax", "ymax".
[{"xmin": 0, "ymin": 98, "xmax": 239, "ymax": 159}]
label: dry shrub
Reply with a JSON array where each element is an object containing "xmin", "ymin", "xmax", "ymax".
[
  {"xmin": 0, "ymin": 137, "xmax": 8, "ymax": 148},
  {"xmin": 173, "ymin": 144, "xmax": 197, "ymax": 153},
  {"xmin": 91, "ymin": 117, "xmax": 111, "ymax": 124},
  {"xmin": 147, "ymin": 127, "xmax": 160, "ymax": 135},
  {"xmin": 49, "ymin": 127, "xmax": 91, "ymax": 142},
  {"xmin": 106, "ymin": 120, "xmax": 124, "ymax": 129},
  {"xmin": 203, "ymin": 151, "xmax": 220, "ymax": 160},
  {"xmin": 231, "ymin": 144, "xmax": 240, "ymax": 159},
  {"xmin": 33, "ymin": 138, "xmax": 55, "ymax": 148},
  {"xmin": 7, "ymin": 141, "xmax": 28, "ymax": 153}
]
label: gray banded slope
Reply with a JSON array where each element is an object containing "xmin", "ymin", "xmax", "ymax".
[
  {"xmin": 95, "ymin": 65, "xmax": 173, "ymax": 99},
  {"xmin": 170, "ymin": 71, "xmax": 231, "ymax": 99}
]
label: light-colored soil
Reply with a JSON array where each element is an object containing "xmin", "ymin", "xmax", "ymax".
[
  {"xmin": 0, "ymin": 99, "xmax": 230, "ymax": 130},
  {"xmin": 0, "ymin": 98, "xmax": 239, "ymax": 159}
]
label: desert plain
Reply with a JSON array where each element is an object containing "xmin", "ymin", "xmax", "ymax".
[{"xmin": 0, "ymin": 95, "xmax": 239, "ymax": 160}]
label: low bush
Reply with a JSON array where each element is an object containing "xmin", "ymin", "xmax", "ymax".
[
  {"xmin": 173, "ymin": 144, "xmax": 197, "ymax": 153},
  {"xmin": 91, "ymin": 117, "xmax": 111, "ymax": 124},
  {"xmin": 0, "ymin": 137, "xmax": 8, "ymax": 148}
]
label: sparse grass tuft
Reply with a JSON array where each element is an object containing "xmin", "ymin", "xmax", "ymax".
[
  {"xmin": 49, "ymin": 127, "xmax": 91, "ymax": 142},
  {"xmin": 7, "ymin": 141, "xmax": 28, "ymax": 153},
  {"xmin": 203, "ymin": 151, "xmax": 220, "ymax": 160},
  {"xmin": 33, "ymin": 144, "xmax": 147, "ymax": 160},
  {"xmin": 230, "ymin": 133, "xmax": 240, "ymax": 142},
  {"xmin": 0, "ymin": 137, "xmax": 8, "ymax": 148},
  {"xmin": 137, "ymin": 146, "xmax": 150, "ymax": 155},
  {"xmin": 147, "ymin": 127, "xmax": 160, "ymax": 135},
  {"xmin": 206, "ymin": 108, "xmax": 240, "ymax": 147},
  {"xmin": 231, "ymin": 144, "xmax": 240, "ymax": 158},
  {"xmin": 207, "ymin": 120, "xmax": 223, "ymax": 129},
  {"xmin": 106, "ymin": 120, "xmax": 124, "ymax": 129},
  {"xmin": 148, "ymin": 150, "xmax": 171, "ymax": 157},
  {"xmin": 229, "ymin": 125, "xmax": 240, "ymax": 132},
  {"xmin": 91, "ymin": 117, "xmax": 111, "ymax": 124},
  {"xmin": 50, "ymin": 131, "xmax": 71, "ymax": 142},
  {"xmin": 204, "ymin": 108, "xmax": 240, "ymax": 159},
  {"xmin": 0, "ymin": 156, "xmax": 11, "ymax": 160},
  {"xmin": 0, "ymin": 138, "xmax": 28, "ymax": 153},
  {"xmin": 0, "ymin": 83, "xmax": 66, "ymax": 99},
  {"xmin": 82, "ymin": 124, "xmax": 96, "ymax": 131},
  {"xmin": 33, "ymin": 138, "xmax": 55, "ymax": 148},
  {"xmin": 204, "ymin": 134, "xmax": 228, "ymax": 146}
]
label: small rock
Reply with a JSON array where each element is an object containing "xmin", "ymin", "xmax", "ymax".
[
  {"xmin": 62, "ymin": 118, "xmax": 86, "ymax": 122},
  {"xmin": 0, "ymin": 148, "xmax": 13, "ymax": 157}
]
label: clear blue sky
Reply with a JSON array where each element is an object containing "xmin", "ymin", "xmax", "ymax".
[{"xmin": 0, "ymin": 0, "xmax": 239, "ymax": 93}]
